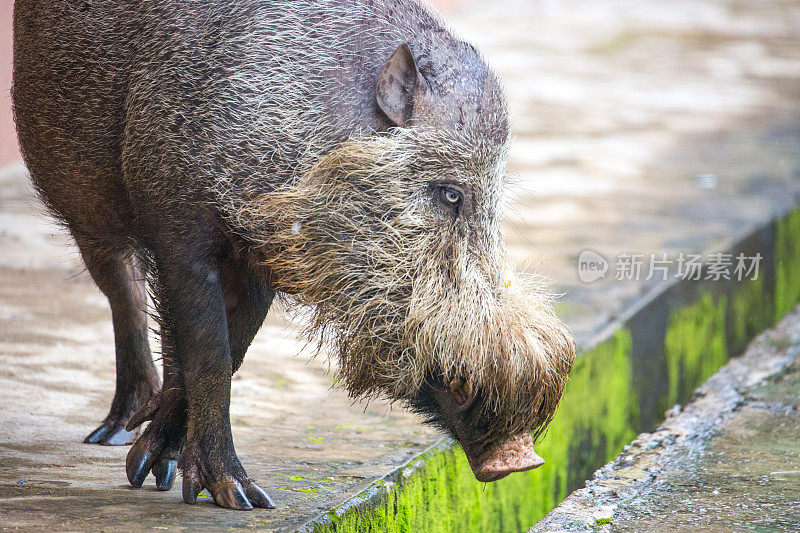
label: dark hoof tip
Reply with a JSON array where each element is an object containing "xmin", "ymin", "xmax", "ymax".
[
  {"xmin": 182, "ymin": 477, "xmax": 202, "ymax": 505},
  {"xmin": 153, "ymin": 459, "xmax": 177, "ymax": 491},
  {"xmin": 213, "ymin": 484, "xmax": 253, "ymax": 510},
  {"xmin": 85, "ymin": 425, "xmax": 136, "ymax": 446},
  {"xmin": 84, "ymin": 426, "xmax": 110, "ymax": 444},
  {"xmin": 126, "ymin": 447, "xmax": 153, "ymax": 488},
  {"xmin": 246, "ymin": 484, "xmax": 276, "ymax": 509}
]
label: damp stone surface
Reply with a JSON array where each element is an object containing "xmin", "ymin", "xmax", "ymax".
[{"xmin": 532, "ymin": 305, "xmax": 800, "ymax": 532}]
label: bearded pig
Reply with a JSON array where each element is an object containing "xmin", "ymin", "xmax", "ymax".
[{"xmin": 13, "ymin": 0, "xmax": 575, "ymax": 509}]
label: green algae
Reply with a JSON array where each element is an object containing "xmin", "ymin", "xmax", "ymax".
[
  {"xmin": 336, "ymin": 423, "xmax": 368, "ymax": 432},
  {"xmin": 294, "ymin": 487, "xmax": 321, "ymax": 495},
  {"xmin": 278, "ymin": 486, "xmax": 320, "ymax": 494},
  {"xmin": 776, "ymin": 208, "xmax": 800, "ymax": 319},
  {"xmin": 664, "ymin": 293, "xmax": 728, "ymax": 409},
  {"xmin": 728, "ymin": 273, "xmax": 773, "ymax": 353},
  {"xmin": 663, "ymin": 207, "xmax": 800, "ymax": 412},
  {"xmin": 305, "ymin": 426, "xmax": 326, "ymax": 444}
]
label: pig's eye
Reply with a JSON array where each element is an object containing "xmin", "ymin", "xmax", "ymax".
[
  {"xmin": 435, "ymin": 185, "xmax": 463, "ymax": 214},
  {"xmin": 442, "ymin": 188, "xmax": 461, "ymax": 204}
]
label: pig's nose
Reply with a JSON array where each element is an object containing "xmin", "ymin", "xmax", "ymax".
[{"xmin": 468, "ymin": 433, "xmax": 545, "ymax": 482}]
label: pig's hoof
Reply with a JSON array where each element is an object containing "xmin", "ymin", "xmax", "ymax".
[
  {"xmin": 126, "ymin": 425, "xmax": 182, "ymax": 490},
  {"xmin": 85, "ymin": 379, "xmax": 159, "ymax": 446},
  {"xmin": 84, "ymin": 421, "xmax": 137, "ymax": 445},
  {"xmin": 153, "ymin": 457, "xmax": 177, "ymax": 491},
  {"xmin": 181, "ymin": 444, "xmax": 275, "ymax": 510},
  {"xmin": 125, "ymin": 389, "xmax": 185, "ymax": 490}
]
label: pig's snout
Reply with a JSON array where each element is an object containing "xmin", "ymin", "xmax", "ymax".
[
  {"xmin": 463, "ymin": 433, "xmax": 544, "ymax": 483},
  {"xmin": 428, "ymin": 381, "xmax": 546, "ymax": 482}
]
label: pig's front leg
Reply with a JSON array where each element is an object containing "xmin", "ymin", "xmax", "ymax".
[{"xmin": 150, "ymin": 244, "xmax": 273, "ymax": 510}]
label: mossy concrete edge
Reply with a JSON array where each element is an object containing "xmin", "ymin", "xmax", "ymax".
[
  {"xmin": 530, "ymin": 306, "xmax": 800, "ymax": 532},
  {"xmin": 295, "ymin": 439, "xmax": 455, "ymax": 532}
]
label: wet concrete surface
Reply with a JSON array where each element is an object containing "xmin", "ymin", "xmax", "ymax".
[
  {"xmin": 2, "ymin": 0, "xmax": 800, "ymax": 530},
  {"xmin": 616, "ymin": 404, "xmax": 800, "ymax": 531},
  {"xmin": 533, "ymin": 306, "xmax": 800, "ymax": 532}
]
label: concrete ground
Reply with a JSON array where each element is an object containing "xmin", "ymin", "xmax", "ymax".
[
  {"xmin": 533, "ymin": 304, "xmax": 800, "ymax": 532},
  {"xmin": 2, "ymin": 0, "xmax": 800, "ymax": 531}
]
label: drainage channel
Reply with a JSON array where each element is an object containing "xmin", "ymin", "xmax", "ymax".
[{"xmin": 299, "ymin": 206, "xmax": 800, "ymax": 533}]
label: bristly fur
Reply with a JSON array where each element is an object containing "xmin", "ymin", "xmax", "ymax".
[
  {"xmin": 232, "ymin": 125, "xmax": 575, "ymax": 443},
  {"xmin": 14, "ymin": 0, "xmax": 575, "ymax": 460}
]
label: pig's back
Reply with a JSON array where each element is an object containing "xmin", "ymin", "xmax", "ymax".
[
  {"xmin": 14, "ymin": 0, "xmax": 464, "ymax": 239},
  {"xmin": 121, "ymin": 0, "xmax": 456, "ymax": 197}
]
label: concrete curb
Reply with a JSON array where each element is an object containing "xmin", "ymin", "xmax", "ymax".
[
  {"xmin": 530, "ymin": 307, "xmax": 800, "ymax": 532},
  {"xmin": 296, "ymin": 439, "xmax": 455, "ymax": 532}
]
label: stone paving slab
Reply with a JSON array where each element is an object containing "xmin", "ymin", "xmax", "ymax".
[{"xmin": 532, "ymin": 305, "xmax": 800, "ymax": 532}]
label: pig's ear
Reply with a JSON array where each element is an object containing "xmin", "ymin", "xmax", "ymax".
[{"xmin": 376, "ymin": 44, "xmax": 428, "ymax": 127}]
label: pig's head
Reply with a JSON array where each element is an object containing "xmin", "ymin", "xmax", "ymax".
[{"xmin": 245, "ymin": 43, "xmax": 575, "ymax": 482}]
